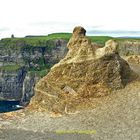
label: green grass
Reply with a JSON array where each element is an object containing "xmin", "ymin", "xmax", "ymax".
[
  {"xmin": 0, "ymin": 64, "xmax": 49, "ymax": 77},
  {"xmin": 29, "ymin": 69, "xmax": 49, "ymax": 78},
  {"xmin": 0, "ymin": 33, "xmax": 72, "ymax": 49},
  {"xmin": 0, "ymin": 33, "xmax": 114, "ymax": 50},
  {"xmin": 1, "ymin": 33, "xmax": 140, "ymax": 50},
  {"xmin": 0, "ymin": 65, "xmax": 21, "ymax": 71},
  {"xmin": 88, "ymin": 36, "xmax": 114, "ymax": 45},
  {"xmin": 115, "ymin": 37, "xmax": 140, "ymax": 41}
]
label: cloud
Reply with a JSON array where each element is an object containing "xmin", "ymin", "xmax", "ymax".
[
  {"xmin": 87, "ymin": 30, "xmax": 140, "ymax": 37},
  {"xmin": 28, "ymin": 21, "xmax": 105, "ymax": 35},
  {"xmin": 0, "ymin": 27, "xmax": 10, "ymax": 32}
]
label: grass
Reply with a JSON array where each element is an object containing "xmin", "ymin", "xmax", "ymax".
[
  {"xmin": 0, "ymin": 65, "xmax": 21, "ymax": 71},
  {"xmin": 0, "ymin": 63, "xmax": 49, "ymax": 77},
  {"xmin": 29, "ymin": 69, "xmax": 49, "ymax": 78},
  {"xmin": 1, "ymin": 33, "xmax": 140, "ymax": 50},
  {"xmin": 0, "ymin": 33, "xmax": 114, "ymax": 50},
  {"xmin": 88, "ymin": 36, "xmax": 113, "ymax": 45},
  {"xmin": 0, "ymin": 33, "xmax": 72, "ymax": 50},
  {"xmin": 0, "ymin": 64, "xmax": 49, "ymax": 77}
]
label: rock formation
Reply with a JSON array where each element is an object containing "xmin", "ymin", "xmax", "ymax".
[
  {"xmin": 118, "ymin": 40, "xmax": 140, "ymax": 56},
  {"xmin": 31, "ymin": 26, "xmax": 135, "ymax": 114},
  {"xmin": 127, "ymin": 55, "xmax": 140, "ymax": 64}
]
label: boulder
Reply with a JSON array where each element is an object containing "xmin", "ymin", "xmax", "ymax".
[{"xmin": 31, "ymin": 26, "xmax": 135, "ymax": 113}]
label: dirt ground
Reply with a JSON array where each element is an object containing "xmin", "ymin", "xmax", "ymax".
[{"xmin": 0, "ymin": 63, "xmax": 140, "ymax": 140}]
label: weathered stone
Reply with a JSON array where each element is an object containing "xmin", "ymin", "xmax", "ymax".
[
  {"xmin": 118, "ymin": 40, "xmax": 140, "ymax": 56},
  {"xmin": 126, "ymin": 55, "xmax": 140, "ymax": 64},
  {"xmin": 32, "ymin": 26, "xmax": 135, "ymax": 113}
]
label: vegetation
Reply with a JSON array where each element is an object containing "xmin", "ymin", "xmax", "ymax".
[
  {"xmin": 0, "ymin": 33, "xmax": 72, "ymax": 50},
  {"xmin": 89, "ymin": 36, "xmax": 113, "ymax": 45},
  {"xmin": 29, "ymin": 63, "xmax": 51, "ymax": 71},
  {"xmin": 1, "ymin": 33, "xmax": 140, "ymax": 50},
  {"xmin": 29, "ymin": 69, "xmax": 49, "ymax": 78},
  {"xmin": 0, "ymin": 64, "xmax": 21, "ymax": 71}
]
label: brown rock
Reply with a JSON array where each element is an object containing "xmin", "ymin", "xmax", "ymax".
[
  {"xmin": 73, "ymin": 26, "xmax": 86, "ymax": 37},
  {"xmin": 127, "ymin": 55, "xmax": 140, "ymax": 64},
  {"xmin": 31, "ymin": 26, "xmax": 135, "ymax": 114}
]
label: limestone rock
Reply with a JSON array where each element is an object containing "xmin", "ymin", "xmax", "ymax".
[
  {"xmin": 31, "ymin": 26, "xmax": 135, "ymax": 113},
  {"xmin": 95, "ymin": 40, "xmax": 118, "ymax": 58},
  {"xmin": 127, "ymin": 55, "xmax": 140, "ymax": 64}
]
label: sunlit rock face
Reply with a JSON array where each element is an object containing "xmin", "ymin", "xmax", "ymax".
[
  {"xmin": 126, "ymin": 55, "xmax": 140, "ymax": 64},
  {"xmin": 32, "ymin": 26, "xmax": 135, "ymax": 113}
]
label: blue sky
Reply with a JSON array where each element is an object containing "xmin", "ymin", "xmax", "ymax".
[{"xmin": 0, "ymin": 0, "xmax": 140, "ymax": 38}]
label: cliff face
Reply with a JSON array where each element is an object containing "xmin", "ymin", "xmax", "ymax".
[
  {"xmin": 32, "ymin": 27, "xmax": 135, "ymax": 114},
  {"xmin": 0, "ymin": 39, "xmax": 68, "ymax": 69},
  {"xmin": 118, "ymin": 40, "xmax": 140, "ymax": 56},
  {"xmin": 0, "ymin": 38, "xmax": 68, "ymax": 104},
  {"xmin": 0, "ymin": 67, "xmax": 26, "ymax": 101}
]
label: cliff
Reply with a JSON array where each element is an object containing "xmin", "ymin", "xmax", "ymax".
[
  {"xmin": 0, "ymin": 35, "xmax": 68, "ymax": 104},
  {"xmin": 0, "ymin": 66, "xmax": 37, "ymax": 105},
  {"xmin": 31, "ymin": 27, "xmax": 136, "ymax": 114},
  {"xmin": 0, "ymin": 67, "xmax": 26, "ymax": 101},
  {"xmin": 118, "ymin": 40, "xmax": 140, "ymax": 56},
  {"xmin": 0, "ymin": 38, "xmax": 68, "ymax": 70}
]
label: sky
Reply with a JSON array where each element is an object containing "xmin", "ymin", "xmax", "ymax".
[{"xmin": 0, "ymin": 0, "xmax": 140, "ymax": 39}]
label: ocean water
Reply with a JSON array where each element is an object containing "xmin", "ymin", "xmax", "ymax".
[{"xmin": 0, "ymin": 100, "xmax": 22, "ymax": 113}]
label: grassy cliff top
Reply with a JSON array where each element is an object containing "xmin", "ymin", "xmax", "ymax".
[
  {"xmin": 0, "ymin": 33, "xmax": 114, "ymax": 50},
  {"xmin": 0, "ymin": 33, "xmax": 140, "ymax": 49},
  {"xmin": 0, "ymin": 65, "xmax": 21, "ymax": 71},
  {"xmin": 0, "ymin": 33, "xmax": 72, "ymax": 49}
]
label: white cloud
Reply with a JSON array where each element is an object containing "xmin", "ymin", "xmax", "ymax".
[{"xmin": 0, "ymin": 0, "xmax": 140, "ymax": 38}]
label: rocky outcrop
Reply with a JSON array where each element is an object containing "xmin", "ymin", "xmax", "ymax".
[
  {"xmin": 118, "ymin": 40, "xmax": 140, "ymax": 56},
  {"xmin": 32, "ymin": 26, "xmax": 135, "ymax": 113},
  {"xmin": 126, "ymin": 55, "xmax": 140, "ymax": 64}
]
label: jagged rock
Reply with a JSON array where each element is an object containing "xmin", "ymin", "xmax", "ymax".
[
  {"xmin": 126, "ymin": 55, "xmax": 140, "ymax": 64},
  {"xmin": 118, "ymin": 40, "xmax": 140, "ymax": 56},
  {"xmin": 31, "ymin": 26, "xmax": 135, "ymax": 113}
]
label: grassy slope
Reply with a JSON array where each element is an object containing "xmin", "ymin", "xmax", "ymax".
[
  {"xmin": 1, "ymin": 33, "xmax": 140, "ymax": 48},
  {"xmin": 0, "ymin": 33, "xmax": 114, "ymax": 49},
  {"xmin": 0, "ymin": 33, "xmax": 71, "ymax": 49},
  {"xmin": 0, "ymin": 64, "xmax": 21, "ymax": 71}
]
